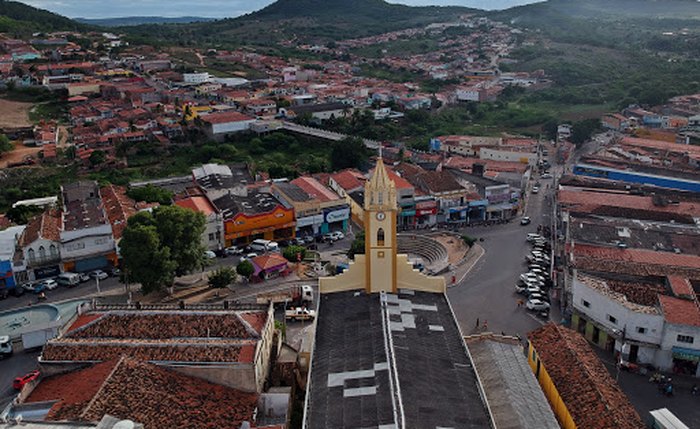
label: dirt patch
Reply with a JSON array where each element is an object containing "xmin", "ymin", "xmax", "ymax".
[
  {"xmin": 0, "ymin": 98, "xmax": 33, "ymax": 128},
  {"xmin": 432, "ymin": 233, "xmax": 469, "ymax": 265},
  {"xmin": 0, "ymin": 144, "xmax": 42, "ymax": 168}
]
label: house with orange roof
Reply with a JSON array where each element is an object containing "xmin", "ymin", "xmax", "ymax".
[
  {"xmin": 174, "ymin": 190, "xmax": 223, "ymax": 251},
  {"xmin": 251, "ymin": 253, "xmax": 289, "ymax": 281}
]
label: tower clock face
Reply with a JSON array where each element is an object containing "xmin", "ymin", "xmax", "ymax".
[{"xmin": 376, "ymin": 212, "xmax": 386, "ymax": 221}]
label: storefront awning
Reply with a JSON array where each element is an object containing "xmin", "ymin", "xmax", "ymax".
[{"xmin": 672, "ymin": 346, "xmax": 700, "ymax": 362}]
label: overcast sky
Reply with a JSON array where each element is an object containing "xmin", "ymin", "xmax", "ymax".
[{"xmin": 21, "ymin": 0, "xmax": 538, "ymax": 19}]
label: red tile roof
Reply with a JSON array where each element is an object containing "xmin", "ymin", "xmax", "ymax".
[
  {"xmin": 528, "ymin": 324, "xmax": 645, "ymax": 429},
  {"xmin": 201, "ymin": 111, "xmax": 254, "ymax": 124},
  {"xmin": 658, "ymin": 295, "xmax": 700, "ymax": 327},
  {"xmin": 252, "ymin": 253, "xmax": 288, "ymax": 271},
  {"xmin": 668, "ymin": 276, "xmax": 694, "ymax": 298},
  {"xmin": 559, "ymin": 189, "xmax": 700, "ymax": 222},
  {"xmin": 66, "ymin": 313, "xmax": 103, "ymax": 333},
  {"xmin": 19, "ymin": 209, "xmax": 61, "ymax": 247},
  {"xmin": 291, "ymin": 176, "xmax": 340, "ymax": 202},
  {"xmin": 572, "ymin": 243, "xmax": 700, "ymax": 276},
  {"xmin": 330, "ymin": 169, "xmax": 365, "ymax": 191},
  {"xmin": 621, "ymin": 136, "xmax": 700, "ymax": 157},
  {"xmin": 27, "ymin": 357, "xmax": 259, "ymax": 429},
  {"xmin": 175, "ymin": 195, "xmax": 216, "ymax": 216},
  {"xmin": 100, "ymin": 184, "xmax": 141, "ymax": 240}
]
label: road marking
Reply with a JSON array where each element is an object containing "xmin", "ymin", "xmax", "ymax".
[{"xmin": 526, "ymin": 312, "xmax": 547, "ymax": 325}]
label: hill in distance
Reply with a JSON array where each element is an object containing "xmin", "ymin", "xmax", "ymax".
[
  {"xmin": 122, "ymin": 0, "xmax": 479, "ymax": 47},
  {"xmin": 0, "ymin": 0, "xmax": 88, "ymax": 34},
  {"xmin": 76, "ymin": 16, "xmax": 217, "ymax": 27}
]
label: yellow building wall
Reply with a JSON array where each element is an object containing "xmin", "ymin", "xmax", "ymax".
[
  {"xmin": 319, "ymin": 255, "xmax": 368, "ymax": 293},
  {"xmin": 527, "ymin": 342, "xmax": 578, "ymax": 429},
  {"xmin": 395, "ymin": 254, "xmax": 445, "ymax": 293},
  {"xmin": 347, "ymin": 195, "xmax": 364, "ymax": 227}
]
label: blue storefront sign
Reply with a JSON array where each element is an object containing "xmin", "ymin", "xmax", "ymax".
[
  {"xmin": 672, "ymin": 346, "xmax": 700, "ymax": 362},
  {"xmin": 324, "ymin": 207, "xmax": 350, "ymax": 223}
]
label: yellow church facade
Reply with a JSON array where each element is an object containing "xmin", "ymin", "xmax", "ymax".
[{"xmin": 319, "ymin": 157, "xmax": 445, "ymax": 295}]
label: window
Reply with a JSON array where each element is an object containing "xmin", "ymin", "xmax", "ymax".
[
  {"xmin": 377, "ymin": 228, "xmax": 385, "ymax": 246},
  {"xmin": 28, "ymin": 248, "xmax": 35, "ymax": 262},
  {"xmin": 38, "ymin": 246, "xmax": 46, "ymax": 259},
  {"xmin": 49, "ymin": 244, "xmax": 57, "ymax": 255},
  {"xmin": 378, "ymin": 191, "xmax": 384, "ymax": 205},
  {"xmin": 582, "ymin": 299, "xmax": 590, "ymax": 308},
  {"xmin": 607, "ymin": 315, "xmax": 617, "ymax": 324},
  {"xmin": 637, "ymin": 327, "xmax": 646, "ymax": 334},
  {"xmin": 208, "ymin": 233, "xmax": 215, "ymax": 241},
  {"xmin": 532, "ymin": 349, "xmax": 536, "ymax": 361},
  {"xmin": 677, "ymin": 335, "xmax": 694, "ymax": 344}
]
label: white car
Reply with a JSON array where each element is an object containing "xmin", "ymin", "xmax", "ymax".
[
  {"xmin": 526, "ymin": 299, "xmax": 550, "ymax": 311},
  {"xmin": 90, "ymin": 270, "xmax": 108, "ymax": 281},
  {"xmin": 520, "ymin": 284, "xmax": 543, "ymax": 295},
  {"xmin": 520, "ymin": 273, "xmax": 541, "ymax": 283},
  {"xmin": 532, "ymin": 186, "xmax": 540, "ymax": 194},
  {"xmin": 224, "ymin": 246, "xmax": 243, "ymax": 256},
  {"xmin": 41, "ymin": 279, "xmax": 58, "ymax": 290},
  {"xmin": 526, "ymin": 233, "xmax": 543, "ymax": 242},
  {"xmin": 204, "ymin": 250, "xmax": 217, "ymax": 259},
  {"xmin": 240, "ymin": 252, "xmax": 258, "ymax": 262},
  {"xmin": 330, "ymin": 231, "xmax": 345, "ymax": 241},
  {"xmin": 528, "ymin": 292, "xmax": 549, "ymax": 302}
]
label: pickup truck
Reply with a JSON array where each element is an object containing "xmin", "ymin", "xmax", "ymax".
[{"xmin": 285, "ymin": 307, "xmax": 316, "ymax": 321}]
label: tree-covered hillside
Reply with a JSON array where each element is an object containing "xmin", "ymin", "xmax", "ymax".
[{"xmin": 0, "ymin": 0, "xmax": 88, "ymax": 34}]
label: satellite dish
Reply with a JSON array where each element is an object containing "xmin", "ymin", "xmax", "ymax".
[{"xmin": 113, "ymin": 420, "xmax": 135, "ymax": 429}]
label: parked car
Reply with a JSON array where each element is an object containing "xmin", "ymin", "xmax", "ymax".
[
  {"xmin": 304, "ymin": 235, "xmax": 315, "ymax": 244},
  {"xmin": 520, "ymin": 273, "xmax": 543, "ymax": 283},
  {"xmin": 89, "ymin": 270, "xmax": 108, "ymax": 281},
  {"xmin": 240, "ymin": 252, "xmax": 258, "ymax": 262},
  {"xmin": 330, "ymin": 231, "xmax": 345, "ymax": 241},
  {"xmin": 519, "ymin": 284, "xmax": 543, "ymax": 296},
  {"xmin": 41, "ymin": 279, "xmax": 58, "ymax": 291},
  {"xmin": 79, "ymin": 273, "xmax": 90, "ymax": 283},
  {"xmin": 204, "ymin": 250, "xmax": 217, "ymax": 259},
  {"xmin": 224, "ymin": 246, "xmax": 243, "ymax": 256},
  {"xmin": 322, "ymin": 233, "xmax": 335, "ymax": 243},
  {"xmin": 541, "ymin": 173, "xmax": 553, "ymax": 179},
  {"xmin": 532, "ymin": 186, "xmax": 540, "ymax": 194},
  {"xmin": 526, "ymin": 233, "xmax": 543, "ymax": 242},
  {"xmin": 526, "ymin": 299, "xmax": 551, "ymax": 311},
  {"xmin": 520, "ymin": 217, "xmax": 531, "ymax": 226},
  {"xmin": 23, "ymin": 282, "xmax": 45, "ymax": 294},
  {"xmin": 13, "ymin": 370, "xmax": 40, "ymax": 390},
  {"xmin": 528, "ymin": 292, "xmax": 550, "ymax": 303}
]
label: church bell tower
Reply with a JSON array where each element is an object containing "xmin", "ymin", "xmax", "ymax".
[{"xmin": 364, "ymin": 156, "xmax": 398, "ymax": 293}]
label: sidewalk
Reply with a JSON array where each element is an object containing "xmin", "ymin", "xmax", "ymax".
[{"xmin": 446, "ymin": 243, "xmax": 485, "ymax": 288}]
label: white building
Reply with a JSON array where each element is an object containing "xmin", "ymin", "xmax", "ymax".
[
  {"xmin": 572, "ymin": 273, "xmax": 664, "ymax": 366},
  {"xmin": 17, "ymin": 211, "xmax": 63, "ymax": 282},
  {"xmin": 59, "ymin": 182, "xmax": 117, "ymax": 273},
  {"xmin": 183, "ymin": 72, "xmax": 211, "ymax": 84},
  {"xmin": 200, "ymin": 111, "xmax": 256, "ymax": 140},
  {"xmin": 479, "ymin": 147, "xmax": 538, "ymax": 165},
  {"xmin": 572, "ymin": 272, "xmax": 700, "ymax": 377}
]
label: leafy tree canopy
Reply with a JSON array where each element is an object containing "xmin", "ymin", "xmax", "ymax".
[
  {"xmin": 209, "ymin": 267, "xmax": 236, "ymax": 289},
  {"xmin": 236, "ymin": 260, "xmax": 255, "ymax": 278},
  {"xmin": 126, "ymin": 185, "xmax": 173, "ymax": 205},
  {"xmin": 330, "ymin": 136, "xmax": 369, "ymax": 171},
  {"xmin": 120, "ymin": 205, "xmax": 206, "ymax": 293},
  {"xmin": 283, "ymin": 245, "xmax": 307, "ymax": 262}
]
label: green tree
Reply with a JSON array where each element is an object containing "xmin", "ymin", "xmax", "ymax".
[
  {"xmin": 120, "ymin": 223, "xmax": 177, "ymax": 294},
  {"xmin": 151, "ymin": 205, "xmax": 207, "ymax": 276},
  {"xmin": 236, "ymin": 260, "xmax": 254, "ymax": 279},
  {"xmin": 283, "ymin": 245, "xmax": 306, "ymax": 262},
  {"xmin": 571, "ymin": 118, "xmax": 602, "ymax": 146},
  {"xmin": 0, "ymin": 134, "xmax": 13, "ymax": 154},
  {"xmin": 89, "ymin": 150, "xmax": 106, "ymax": 166},
  {"xmin": 330, "ymin": 136, "xmax": 369, "ymax": 171},
  {"xmin": 208, "ymin": 267, "xmax": 236, "ymax": 289},
  {"xmin": 126, "ymin": 185, "xmax": 173, "ymax": 205},
  {"xmin": 347, "ymin": 231, "xmax": 365, "ymax": 258}
]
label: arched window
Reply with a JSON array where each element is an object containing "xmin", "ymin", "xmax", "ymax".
[
  {"xmin": 377, "ymin": 228, "xmax": 385, "ymax": 246},
  {"xmin": 28, "ymin": 248, "xmax": 35, "ymax": 262},
  {"xmin": 378, "ymin": 191, "xmax": 384, "ymax": 205},
  {"xmin": 49, "ymin": 244, "xmax": 57, "ymax": 256},
  {"xmin": 39, "ymin": 246, "xmax": 46, "ymax": 259}
]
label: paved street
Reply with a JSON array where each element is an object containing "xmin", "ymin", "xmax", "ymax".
[
  {"xmin": 448, "ymin": 163, "xmax": 555, "ymax": 340},
  {"xmin": 0, "ymin": 350, "xmax": 40, "ymax": 411}
]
